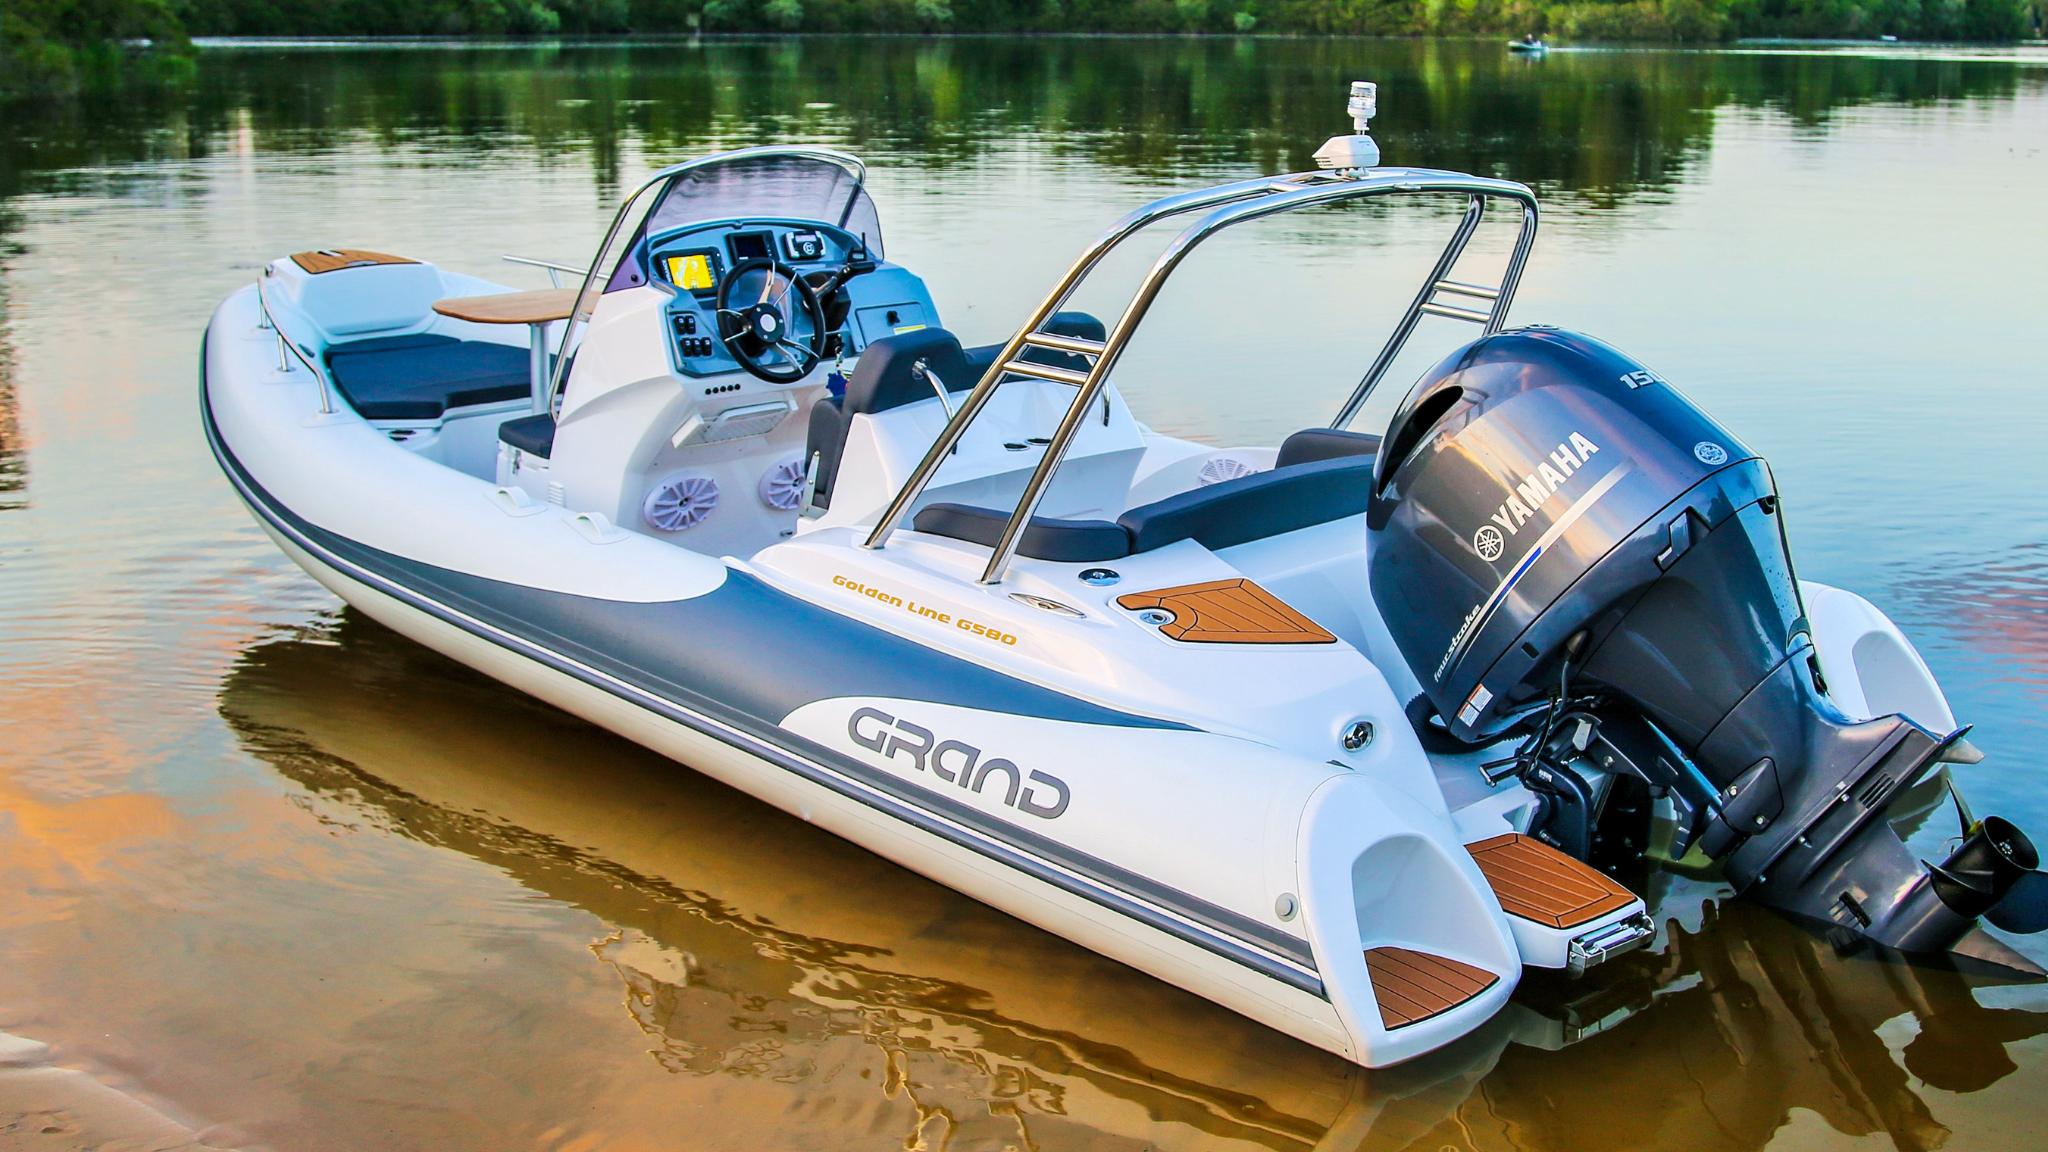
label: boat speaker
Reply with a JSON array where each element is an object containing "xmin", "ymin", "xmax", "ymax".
[
  {"xmin": 758, "ymin": 455, "xmax": 807, "ymax": 511},
  {"xmin": 643, "ymin": 472, "xmax": 719, "ymax": 532},
  {"xmin": 1197, "ymin": 455, "xmax": 1257, "ymax": 485}
]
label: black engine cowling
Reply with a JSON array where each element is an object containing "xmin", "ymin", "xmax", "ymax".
[
  {"xmin": 1367, "ymin": 327, "xmax": 2046, "ymax": 966},
  {"xmin": 1368, "ymin": 327, "xmax": 1781, "ymax": 742}
]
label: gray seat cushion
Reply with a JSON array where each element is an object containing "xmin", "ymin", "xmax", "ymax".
[
  {"xmin": 806, "ymin": 314, "xmax": 1111, "ymax": 513},
  {"xmin": 1275, "ymin": 427, "xmax": 1382, "ymax": 469},
  {"xmin": 909, "ymin": 453, "xmax": 1378, "ymax": 563},
  {"xmin": 1117, "ymin": 456, "xmax": 1376, "ymax": 554},
  {"xmin": 961, "ymin": 311, "xmax": 1107, "ymax": 382},
  {"xmin": 843, "ymin": 328, "xmax": 975, "ymax": 416},
  {"xmin": 912, "ymin": 503, "xmax": 1131, "ymax": 563},
  {"xmin": 804, "ymin": 327, "xmax": 975, "ymax": 512}
]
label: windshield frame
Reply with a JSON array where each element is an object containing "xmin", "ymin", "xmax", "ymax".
[
  {"xmin": 546, "ymin": 146, "xmax": 871, "ymax": 409},
  {"xmin": 643, "ymin": 153, "xmax": 882, "ymax": 257}
]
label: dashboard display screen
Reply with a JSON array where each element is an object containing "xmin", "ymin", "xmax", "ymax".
[{"xmin": 663, "ymin": 252, "xmax": 718, "ymax": 292}]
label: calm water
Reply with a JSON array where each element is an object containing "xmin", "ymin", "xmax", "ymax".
[{"xmin": 3, "ymin": 36, "xmax": 2048, "ymax": 1151}]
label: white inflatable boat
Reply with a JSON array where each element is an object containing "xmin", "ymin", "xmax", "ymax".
[{"xmin": 203, "ymin": 83, "xmax": 2045, "ymax": 1068}]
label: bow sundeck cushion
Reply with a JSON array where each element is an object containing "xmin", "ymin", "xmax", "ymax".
[{"xmin": 325, "ymin": 333, "xmax": 530, "ymax": 421}]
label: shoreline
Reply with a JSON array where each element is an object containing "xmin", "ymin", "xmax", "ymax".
[
  {"xmin": 0, "ymin": 1030, "xmax": 228, "ymax": 1151},
  {"xmin": 182, "ymin": 31, "xmax": 2048, "ymax": 47}
]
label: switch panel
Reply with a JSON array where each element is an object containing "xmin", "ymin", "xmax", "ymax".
[{"xmin": 783, "ymin": 230, "xmax": 826, "ymax": 262}]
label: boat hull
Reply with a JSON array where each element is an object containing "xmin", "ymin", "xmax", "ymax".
[{"xmin": 202, "ymin": 282, "xmax": 1529, "ymax": 1067}]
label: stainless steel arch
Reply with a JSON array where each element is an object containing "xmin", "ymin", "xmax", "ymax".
[{"xmin": 861, "ymin": 166, "xmax": 1540, "ymax": 585}]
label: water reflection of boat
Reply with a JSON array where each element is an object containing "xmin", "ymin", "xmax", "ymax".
[
  {"xmin": 0, "ymin": 298, "xmax": 23, "ymax": 511},
  {"xmin": 219, "ymin": 612, "xmax": 2048, "ymax": 1151},
  {"xmin": 218, "ymin": 611, "xmax": 1483, "ymax": 1149},
  {"xmin": 1448, "ymin": 899, "xmax": 2048, "ymax": 1151}
]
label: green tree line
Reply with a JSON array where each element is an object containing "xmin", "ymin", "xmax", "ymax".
[
  {"xmin": 3, "ymin": 1, "xmax": 190, "ymax": 96},
  {"xmin": 155, "ymin": 0, "xmax": 2046, "ymax": 38},
  {"xmin": 6, "ymin": 0, "xmax": 2043, "ymax": 100}
]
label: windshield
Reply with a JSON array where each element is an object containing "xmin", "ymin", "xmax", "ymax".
[{"xmin": 646, "ymin": 154, "xmax": 883, "ymax": 257}]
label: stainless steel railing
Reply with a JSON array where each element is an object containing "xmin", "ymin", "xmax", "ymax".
[
  {"xmin": 502, "ymin": 254, "xmax": 583, "ymax": 288},
  {"xmin": 255, "ymin": 267, "xmax": 338, "ymax": 416}
]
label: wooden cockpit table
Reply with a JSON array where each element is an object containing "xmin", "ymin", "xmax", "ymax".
[{"xmin": 432, "ymin": 288, "xmax": 579, "ymax": 414}]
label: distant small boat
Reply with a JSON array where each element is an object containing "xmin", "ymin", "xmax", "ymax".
[
  {"xmin": 1880, "ymin": 34, "xmax": 1899, "ymax": 42},
  {"xmin": 1508, "ymin": 39, "xmax": 1548, "ymax": 54}
]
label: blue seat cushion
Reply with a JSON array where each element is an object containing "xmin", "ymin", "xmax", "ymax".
[
  {"xmin": 908, "ymin": 442, "xmax": 1376, "ymax": 563},
  {"xmin": 961, "ymin": 311, "xmax": 1107, "ymax": 382},
  {"xmin": 497, "ymin": 412, "xmax": 556, "ymax": 458},
  {"xmin": 1117, "ymin": 456, "xmax": 1376, "ymax": 554},
  {"xmin": 326, "ymin": 334, "xmax": 530, "ymax": 421},
  {"xmin": 1275, "ymin": 427, "xmax": 1381, "ymax": 469},
  {"xmin": 912, "ymin": 503, "xmax": 1131, "ymax": 563},
  {"xmin": 844, "ymin": 328, "xmax": 975, "ymax": 417}
]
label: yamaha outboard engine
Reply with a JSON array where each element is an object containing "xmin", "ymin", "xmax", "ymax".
[{"xmin": 1368, "ymin": 327, "xmax": 2047, "ymax": 968}]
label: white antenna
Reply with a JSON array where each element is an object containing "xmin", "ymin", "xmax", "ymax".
[{"xmin": 1313, "ymin": 81, "xmax": 1381, "ymax": 175}]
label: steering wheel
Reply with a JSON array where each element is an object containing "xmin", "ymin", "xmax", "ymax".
[{"xmin": 714, "ymin": 258, "xmax": 829, "ymax": 384}]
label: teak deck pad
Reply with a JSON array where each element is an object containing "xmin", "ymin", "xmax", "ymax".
[
  {"xmin": 1466, "ymin": 833, "xmax": 1637, "ymax": 928},
  {"xmin": 1363, "ymin": 947, "xmax": 1499, "ymax": 1029},
  {"xmin": 1115, "ymin": 578, "xmax": 1336, "ymax": 644},
  {"xmin": 432, "ymin": 288, "xmax": 579, "ymax": 326},
  {"xmin": 289, "ymin": 249, "xmax": 418, "ymax": 275}
]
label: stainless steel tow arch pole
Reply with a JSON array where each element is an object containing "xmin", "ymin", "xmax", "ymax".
[
  {"xmin": 976, "ymin": 173, "xmax": 1534, "ymax": 586},
  {"xmin": 859, "ymin": 174, "xmax": 1303, "ymax": 557},
  {"xmin": 862, "ymin": 166, "xmax": 1537, "ymax": 587}
]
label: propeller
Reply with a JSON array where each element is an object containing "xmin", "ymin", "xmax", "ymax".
[{"xmin": 1934, "ymin": 777, "xmax": 2048, "ymax": 934}]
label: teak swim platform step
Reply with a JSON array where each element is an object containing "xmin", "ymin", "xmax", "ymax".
[
  {"xmin": 1363, "ymin": 947, "xmax": 1501, "ymax": 1030},
  {"xmin": 1467, "ymin": 833, "xmax": 1638, "ymax": 929}
]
